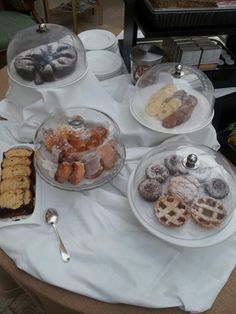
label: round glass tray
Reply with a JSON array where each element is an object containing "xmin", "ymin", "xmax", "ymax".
[
  {"xmin": 127, "ymin": 143, "xmax": 236, "ymax": 247},
  {"xmin": 34, "ymin": 107, "xmax": 126, "ymax": 191}
]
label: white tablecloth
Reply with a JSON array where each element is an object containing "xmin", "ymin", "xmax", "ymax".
[{"xmin": 0, "ymin": 70, "xmax": 236, "ymax": 313}]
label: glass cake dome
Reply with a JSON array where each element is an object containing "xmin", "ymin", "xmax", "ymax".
[
  {"xmin": 130, "ymin": 63, "xmax": 215, "ymax": 134},
  {"xmin": 127, "ymin": 141, "xmax": 236, "ymax": 247},
  {"xmin": 7, "ymin": 23, "xmax": 88, "ymax": 88},
  {"xmin": 34, "ymin": 107, "xmax": 126, "ymax": 191}
]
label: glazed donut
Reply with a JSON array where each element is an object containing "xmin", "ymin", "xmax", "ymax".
[
  {"xmin": 146, "ymin": 164, "xmax": 169, "ymax": 183},
  {"xmin": 164, "ymin": 154, "xmax": 188, "ymax": 176},
  {"xmin": 204, "ymin": 178, "xmax": 230, "ymax": 199},
  {"xmin": 138, "ymin": 179, "xmax": 162, "ymax": 202}
]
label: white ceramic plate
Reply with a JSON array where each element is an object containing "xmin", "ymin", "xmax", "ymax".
[
  {"xmin": 78, "ymin": 29, "xmax": 116, "ymax": 50},
  {"xmin": 130, "ymin": 82, "xmax": 214, "ymax": 135},
  {"xmin": 128, "ymin": 170, "xmax": 236, "ymax": 248},
  {"xmin": 86, "ymin": 50, "xmax": 123, "ymax": 77}
]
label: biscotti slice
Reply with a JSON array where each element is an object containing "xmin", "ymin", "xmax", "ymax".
[
  {"xmin": 1, "ymin": 165, "xmax": 32, "ymax": 180},
  {"xmin": 2, "ymin": 156, "xmax": 31, "ymax": 168},
  {"xmin": 145, "ymin": 84, "xmax": 176, "ymax": 117},
  {"xmin": 0, "ymin": 176, "xmax": 31, "ymax": 194},
  {"xmin": 0, "ymin": 189, "xmax": 33, "ymax": 218},
  {"xmin": 4, "ymin": 147, "xmax": 33, "ymax": 159}
]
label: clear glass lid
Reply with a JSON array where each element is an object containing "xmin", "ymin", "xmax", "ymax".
[
  {"xmin": 34, "ymin": 107, "xmax": 125, "ymax": 191},
  {"xmin": 128, "ymin": 141, "xmax": 236, "ymax": 246},
  {"xmin": 7, "ymin": 23, "xmax": 88, "ymax": 88},
  {"xmin": 130, "ymin": 63, "xmax": 215, "ymax": 134}
]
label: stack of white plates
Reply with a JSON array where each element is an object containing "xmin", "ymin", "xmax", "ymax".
[
  {"xmin": 86, "ymin": 50, "xmax": 123, "ymax": 80},
  {"xmin": 78, "ymin": 29, "xmax": 118, "ymax": 53}
]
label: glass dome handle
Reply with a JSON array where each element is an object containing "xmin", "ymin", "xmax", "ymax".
[
  {"xmin": 37, "ymin": 24, "xmax": 48, "ymax": 33},
  {"xmin": 172, "ymin": 64, "xmax": 184, "ymax": 78},
  {"xmin": 182, "ymin": 154, "xmax": 200, "ymax": 169},
  {"xmin": 68, "ymin": 116, "xmax": 85, "ymax": 128}
]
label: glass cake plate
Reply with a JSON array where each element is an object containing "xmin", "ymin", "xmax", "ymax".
[
  {"xmin": 127, "ymin": 141, "xmax": 236, "ymax": 247},
  {"xmin": 34, "ymin": 107, "xmax": 126, "ymax": 191},
  {"xmin": 130, "ymin": 63, "xmax": 214, "ymax": 134}
]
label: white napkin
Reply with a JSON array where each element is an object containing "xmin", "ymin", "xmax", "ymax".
[
  {"xmin": 0, "ymin": 132, "xmax": 236, "ymax": 313},
  {"xmin": 0, "ymin": 72, "xmax": 235, "ymax": 313}
]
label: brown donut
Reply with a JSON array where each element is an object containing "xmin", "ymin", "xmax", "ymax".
[
  {"xmin": 138, "ymin": 179, "xmax": 162, "ymax": 202},
  {"xmin": 204, "ymin": 178, "xmax": 230, "ymax": 199}
]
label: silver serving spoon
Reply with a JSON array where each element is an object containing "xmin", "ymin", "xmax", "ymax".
[{"xmin": 45, "ymin": 208, "xmax": 70, "ymax": 263}]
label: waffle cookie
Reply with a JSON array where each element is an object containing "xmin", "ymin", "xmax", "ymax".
[
  {"xmin": 154, "ymin": 195, "xmax": 189, "ymax": 227},
  {"xmin": 191, "ymin": 197, "xmax": 227, "ymax": 229},
  {"xmin": 0, "ymin": 147, "xmax": 35, "ymax": 219}
]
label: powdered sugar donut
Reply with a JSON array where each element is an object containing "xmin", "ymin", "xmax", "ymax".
[
  {"xmin": 146, "ymin": 164, "xmax": 169, "ymax": 183},
  {"xmin": 164, "ymin": 154, "xmax": 188, "ymax": 176}
]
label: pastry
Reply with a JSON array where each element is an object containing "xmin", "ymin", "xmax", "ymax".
[
  {"xmin": 145, "ymin": 84, "xmax": 177, "ymax": 117},
  {"xmin": 0, "ymin": 177, "xmax": 31, "ymax": 194},
  {"xmin": 162, "ymin": 94, "xmax": 197, "ymax": 128},
  {"xmin": 191, "ymin": 197, "xmax": 226, "ymax": 228},
  {"xmin": 14, "ymin": 43, "xmax": 77, "ymax": 85},
  {"xmin": 2, "ymin": 156, "xmax": 31, "ymax": 168},
  {"xmin": 1, "ymin": 165, "xmax": 32, "ymax": 180},
  {"xmin": 97, "ymin": 143, "xmax": 119, "ymax": 170},
  {"xmin": 0, "ymin": 147, "xmax": 35, "ymax": 219},
  {"xmin": 145, "ymin": 164, "xmax": 169, "ymax": 183},
  {"xmin": 4, "ymin": 147, "xmax": 33, "ymax": 159},
  {"xmin": 154, "ymin": 195, "xmax": 189, "ymax": 227},
  {"xmin": 138, "ymin": 178, "xmax": 162, "ymax": 202},
  {"xmin": 156, "ymin": 90, "xmax": 187, "ymax": 120},
  {"xmin": 164, "ymin": 154, "xmax": 188, "ymax": 175},
  {"xmin": 188, "ymin": 165, "xmax": 211, "ymax": 183},
  {"xmin": 68, "ymin": 162, "xmax": 85, "ymax": 185},
  {"xmin": 168, "ymin": 175, "xmax": 200, "ymax": 203},
  {"xmin": 204, "ymin": 178, "xmax": 230, "ymax": 199},
  {"xmin": 54, "ymin": 161, "xmax": 73, "ymax": 184},
  {"xmin": 83, "ymin": 153, "xmax": 104, "ymax": 179}
]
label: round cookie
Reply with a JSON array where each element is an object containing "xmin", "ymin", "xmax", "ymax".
[
  {"xmin": 146, "ymin": 164, "xmax": 169, "ymax": 183},
  {"xmin": 168, "ymin": 175, "xmax": 200, "ymax": 203},
  {"xmin": 138, "ymin": 179, "xmax": 162, "ymax": 202},
  {"xmin": 164, "ymin": 154, "xmax": 188, "ymax": 176},
  {"xmin": 154, "ymin": 195, "xmax": 189, "ymax": 227},
  {"xmin": 191, "ymin": 197, "xmax": 227, "ymax": 228},
  {"xmin": 204, "ymin": 178, "xmax": 230, "ymax": 199}
]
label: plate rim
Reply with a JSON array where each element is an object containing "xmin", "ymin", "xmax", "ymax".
[
  {"xmin": 78, "ymin": 29, "xmax": 116, "ymax": 50},
  {"xmin": 127, "ymin": 169, "xmax": 236, "ymax": 248}
]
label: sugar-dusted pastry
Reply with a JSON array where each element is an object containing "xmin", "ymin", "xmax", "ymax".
[
  {"xmin": 168, "ymin": 175, "xmax": 200, "ymax": 203},
  {"xmin": 1, "ymin": 165, "xmax": 32, "ymax": 180},
  {"xmin": 138, "ymin": 178, "xmax": 162, "ymax": 202},
  {"xmin": 145, "ymin": 84, "xmax": 176, "ymax": 117},
  {"xmin": 54, "ymin": 161, "xmax": 73, "ymax": 184},
  {"xmin": 154, "ymin": 194, "xmax": 189, "ymax": 227},
  {"xmin": 191, "ymin": 197, "xmax": 226, "ymax": 228},
  {"xmin": 162, "ymin": 94, "xmax": 197, "ymax": 128},
  {"xmin": 83, "ymin": 153, "xmax": 103, "ymax": 179},
  {"xmin": 164, "ymin": 154, "xmax": 188, "ymax": 176},
  {"xmin": 68, "ymin": 161, "xmax": 85, "ymax": 185},
  {"xmin": 97, "ymin": 142, "xmax": 119, "ymax": 170},
  {"xmin": 204, "ymin": 178, "xmax": 230, "ymax": 199},
  {"xmin": 145, "ymin": 164, "xmax": 169, "ymax": 183}
]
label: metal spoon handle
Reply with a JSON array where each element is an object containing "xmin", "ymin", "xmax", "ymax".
[{"xmin": 52, "ymin": 224, "xmax": 70, "ymax": 263}]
